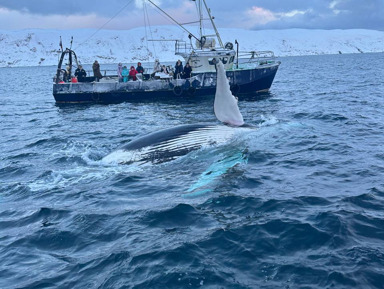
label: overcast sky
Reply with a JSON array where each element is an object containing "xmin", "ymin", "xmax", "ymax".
[{"xmin": 0, "ymin": 0, "xmax": 383, "ymax": 31}]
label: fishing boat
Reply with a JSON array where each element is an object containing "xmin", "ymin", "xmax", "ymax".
[{"xmin": 52, "ymin": 0, "xmax": 280, "ymax": 104}]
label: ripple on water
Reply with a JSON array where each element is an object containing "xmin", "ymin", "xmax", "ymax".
[{"xmin": 1, "ymin": 54, "xmax": 384, "ymax": 288}]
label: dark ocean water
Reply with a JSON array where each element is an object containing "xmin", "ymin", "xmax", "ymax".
[{"xmin": 1, "ymin": 53, "xmax": 384, "ymax": 289}]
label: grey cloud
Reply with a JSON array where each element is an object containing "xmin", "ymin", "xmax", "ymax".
[
  {"xmin": 0, "ymin": 0, "xmax": 382, "ymax": 30},
  {"xmin": 0, "ymin": 0, "xmax": 133, "ymax": 16},
  {"xmin": 243, "ymin": 0, "xmax": 384, "ymax": 30}
]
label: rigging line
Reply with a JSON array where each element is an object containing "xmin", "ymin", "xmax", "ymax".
[
  {"xmin": 74, "ymin": 0, "xmax": 135, "ymax": 50},
  {"xmin": 143, "ymin": 1, "xmax": 157, "ymax": 58},
  {"xmin": 143, "ymin": 1, "xmax": 149, "ymax": 49},
  {"xmin": 143, "ymin": 3, "xmax": 148, "ymax": 45},
  {"xmin": 193, "ymin": 0, "xmax": 207, "ymax": 38},
  {"xmin": 146, "ymin": 0, "xmax": 200, "ymax": 42},
  {"xmin": 202, "ymin": 0, "xmax": 223, "ymax": 47}
]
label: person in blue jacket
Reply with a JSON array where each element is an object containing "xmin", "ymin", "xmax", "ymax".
[{"xmin": 121, "ymin": 66, "xmax": 129, "ymax": 82}]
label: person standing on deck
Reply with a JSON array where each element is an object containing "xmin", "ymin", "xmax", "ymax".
[
  {"xmin": 174, "ymin": 60, "xmax": 183, "ymax": 79},
  {"xmin": 117, "ymin": 63, "xmax": 123, "ymax": 82},
  {"xmin": 92, "ymin": 60, "xmax": 103, "ymax": 82},
  {"xmin": 75, "ymin": 65, "xmax": 87, "ymax": 82},
  {"xmin": 183, "ymin": 63, "xmax": 192, "ymax": 79}
]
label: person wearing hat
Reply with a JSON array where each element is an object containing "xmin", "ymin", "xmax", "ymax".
[
  {"xmin": 75, "ymin": 65, "xmax": 87, "ymax": 82},
  {"xmin": 121, "ymin": 66, "xmax": 129, "ymax": 82},
  {"xmin": 136, "ymin": 62, "xmax": 144, "ymax": 74},
  {"xmin": 129, "ymin": 66, "xmax": 138, "ymax": 81}
]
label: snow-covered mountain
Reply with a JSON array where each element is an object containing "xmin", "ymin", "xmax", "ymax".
[{"xmin": 0, "ymin": 26, "xmax": 383, "ymax": 67}]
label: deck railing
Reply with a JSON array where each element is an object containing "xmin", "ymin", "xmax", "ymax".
[
  {"xmin": 175, "ymin": 40, "xmax": 193, "ymax": 55},
  {"xmin": 237, "ymin": 50, "xmax": 277, "ymax": 66}
]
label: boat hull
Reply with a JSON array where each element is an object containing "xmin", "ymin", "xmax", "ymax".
[{"xmin": 53, "ymin": 63, "xmax": 279, "ymax": 104}]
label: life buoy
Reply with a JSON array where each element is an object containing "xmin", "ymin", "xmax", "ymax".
[{"xmin": 173, "ymin": 86, "xmax": 183, "ymax": 96}]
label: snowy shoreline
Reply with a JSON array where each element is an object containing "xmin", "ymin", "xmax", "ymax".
[{"xmin": 0, "ymin": 26, "xmax": 383, "ymax": 67}]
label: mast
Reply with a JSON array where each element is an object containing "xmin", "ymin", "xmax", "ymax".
[
  {"xmin": 146, "ymin": 0, "xmax": 225, "ymax": 50},
  {"xmin": 202, "ymin": 0, "xmax": 223, "ymax": 47},
  {"xmin": 198, "ymin": 0, "xmax": 203, "ymax": 39}
]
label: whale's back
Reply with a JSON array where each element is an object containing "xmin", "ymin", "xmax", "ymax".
[{"xmin": 102, "ymin": 124, "xmax": 237, "ymax": 164}]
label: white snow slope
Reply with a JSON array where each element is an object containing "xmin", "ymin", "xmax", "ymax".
[{"xmin": 0, "ymin": 26, "xmax": 383, "ymax": 67}]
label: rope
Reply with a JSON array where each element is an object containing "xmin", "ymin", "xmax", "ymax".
[
  {"xmin": 143, "ymin": 1, "xmax": 157, "ymax": 58},
  {"xmin": 74, "ymin": 0, "xmax": 134, "ymax": 50}
]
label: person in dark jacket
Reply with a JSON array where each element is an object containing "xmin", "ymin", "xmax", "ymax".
[
  {"xmin": 136, "ymin": 62, "xmax": 144, "ymax": 74},
  {"xmin": 74, "ymin": 65, "xmax": 87, "ymax": 82},
  {"xmin": 183, "ymin": 63, "xmax": 192, "ymax": 79},
  {"xmin": 92, "ymin": 60, "xmax": 103, "ymax": 82},
  {"xmin": 174, "ymin": 59, "xmax": 183, "ymax": 79}
]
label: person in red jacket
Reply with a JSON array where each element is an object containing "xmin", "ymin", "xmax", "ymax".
[{"xmin": 129, "ymin": 66, "xmax": 138, "ymax": 81}]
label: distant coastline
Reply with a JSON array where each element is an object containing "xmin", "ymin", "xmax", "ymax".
[{"xmin": 0, "ymin": 26, "xmax": 383, "ymax": 67}]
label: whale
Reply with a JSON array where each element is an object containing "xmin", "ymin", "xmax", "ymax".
[
  {"xmin": 102, "ymin": 59, "xmax": 249, "ymax": 165},
  {"xmin": 102, "ymin": 123, "xmax": 244, "ymax": 165}
]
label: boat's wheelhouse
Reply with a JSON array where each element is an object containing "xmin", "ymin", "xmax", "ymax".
[{"xmin": 175, "ymin": 39, "xmax": 236, "ymax": 73}]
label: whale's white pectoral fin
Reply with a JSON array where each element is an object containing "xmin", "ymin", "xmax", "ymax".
[
  {"xmin": 184, "ymin": 150, "xmax": 248, "ymax": 198},
  {"xmin": 214, "ymin": 61, "xmax": 244, "ymax": 126}
]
